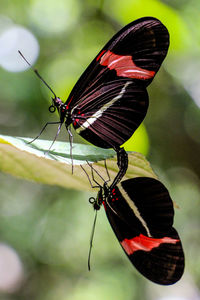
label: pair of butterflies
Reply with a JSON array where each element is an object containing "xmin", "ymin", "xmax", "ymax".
[{"xmin": 25, "ymin": 17, "xmax": 184, "ymax": 285}]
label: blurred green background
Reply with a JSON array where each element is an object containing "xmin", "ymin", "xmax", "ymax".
[{"xmin": 0, "ymin": 0, "xmax": 200, "ymax": 299}]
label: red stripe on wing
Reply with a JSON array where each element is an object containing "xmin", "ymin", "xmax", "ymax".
[
  {"xmin": 99, "ymin": 50, "xmax": 155, "ymax": 80},
  {"xmin": 96, "ymin": 50, "xmax": 106, "ymax": 61},
  {"xmin": 121, "ymin": 234, "xmax": 179, "ymax": 255}
]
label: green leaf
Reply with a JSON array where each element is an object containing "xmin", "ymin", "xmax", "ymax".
[{"xmin": 0, "ymin": 134, "xmax": 157, "ymax": 191}]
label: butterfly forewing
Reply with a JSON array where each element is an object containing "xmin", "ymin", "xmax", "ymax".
[
  {"xmin": 65, "ymin": 17, "xmax": 169, "ymax": 148},
  {"xmin": 103, "ymin": 177, "xmax": 184, "ymax": 285}
]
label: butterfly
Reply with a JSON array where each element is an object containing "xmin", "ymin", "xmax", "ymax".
[
  {"xmin": 19, "ymin": 17, "xmax": 169, "ymax": 185},
  {"xmin": 90, "ymin": 176, "xmax": 184, "ymax": 285}
]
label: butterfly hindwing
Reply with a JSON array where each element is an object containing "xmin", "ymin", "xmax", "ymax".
[
  {"xmin": 103, "ymin": 177, "xmax": 184, "ymax": 285},
  {"xmin": 73, "ymin": 81, "xmax": 149, "ymax": 148}
]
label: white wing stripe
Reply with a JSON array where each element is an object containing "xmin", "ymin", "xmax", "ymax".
[
  {"xmin": 75, "ymin": 81, "xmax": 131, "ymax": 134},
  {"xmin": 117, "ymin": 182, "xmax": 152, "ymax": 237}
]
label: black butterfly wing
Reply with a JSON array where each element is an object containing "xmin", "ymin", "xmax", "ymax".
[
  {"xmin": 103, "ymin": 177, "xmax": 184, "ymax": 285},
  {"xmin": 73, "ymin": 81, "xmax": 149, "ymax": 148},
  {"xmin": 65, "ymin": 17, "xmax": 169, "ymax": 148}
]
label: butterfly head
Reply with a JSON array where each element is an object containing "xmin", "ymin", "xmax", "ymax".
[
  {"xmin": 49, "ymin": 97, "xmax": 72, "ymax": 124},
  {"xmin": 49, "ymin": 96, "xmax": 62, "ymax": 112},
  {"xmin": 89, "ymin": 187, "xmax": 105, "ymax": 211}
]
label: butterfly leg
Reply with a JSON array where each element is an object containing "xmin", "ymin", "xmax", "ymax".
[
  {"xmin": 80, "ymin": 164, "xmax": 100, "ymax": 189},
  {"xmin": 28, "ymin": 121, "xmax": 62, "ymax": 144},
  {"xmin": 44, "ymin": 122, "xmax": 62, "ymax": 154},
  {"xmin": 104, "ymin": 160, "xmax": 111, "ymax": 184},
  {"xmin": 67, "ymin": 126, "xmax": 74, "ymax": 174}
]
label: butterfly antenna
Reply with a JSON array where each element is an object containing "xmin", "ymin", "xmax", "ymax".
[
  {"xmin": 18, "ymin": 50, "xmax": 57, "ymax": 99},
  {"xmin": 88, "ymin": 209, "xmax": 98, "ymax": 271}
]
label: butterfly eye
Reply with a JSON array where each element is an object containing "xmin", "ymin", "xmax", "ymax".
[
  {"xmin": 89, "ymin": 197, "xmax": 95, "ymax": 204},
  {"xmin": 49, "ymin": 105, "xmax": 56, "ymax": 113}
]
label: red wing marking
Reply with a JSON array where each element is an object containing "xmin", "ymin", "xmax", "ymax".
[
  {"xmin": 66, "ymin": 96, "xmax": 73, "ymax": 109},
  {"xmin": 121, "ymin": 234, "xmax": 179, "ymax": 255},
  {"xmin": 96, "ymin": 50, "xmax": 106, "ymax": 61},
  {"xmin": 99, "ymin": 50, "xmax": 155, "ymax": 80},
  {"xmin": 102, "ymin": 201, "xmax": 106, "ymax": 210}
]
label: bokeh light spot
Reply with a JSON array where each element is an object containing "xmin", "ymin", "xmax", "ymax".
[
  {"xmin": 0, "ymin": 243, "xmax": 24, "ymax": 293},
  {"xmin": 0, "ymin": 25, "xmax": 39, "ymax": 72},
  {"xmin": 29, "ymin": 0, "xmax": 80, "ymax": 36}
]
